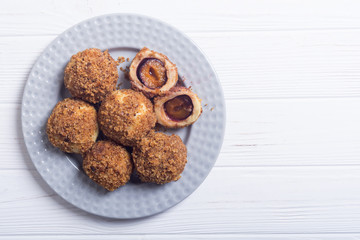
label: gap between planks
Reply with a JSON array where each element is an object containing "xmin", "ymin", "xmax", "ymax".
[{"xmin": 3, "ymin": 233, "xmax": 360, "ymax": 240}]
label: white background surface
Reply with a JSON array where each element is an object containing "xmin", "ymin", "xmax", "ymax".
[{"xmin": 1, "ymin": 0, "xmax": 360, "ymax": 239}]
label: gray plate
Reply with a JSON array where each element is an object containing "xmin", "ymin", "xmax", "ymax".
[{"xmin": 21, "ymin": 14, "xmax": 226, "ymax": 219}]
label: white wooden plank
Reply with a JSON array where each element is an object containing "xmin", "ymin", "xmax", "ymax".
[
  {"xmin": 199, "ymin": 30, "xmax": 360, "ymax": 100},
  {"xmin": 221, "ymin": 98, "xmax": 360, "ymax": 167},
  {"xmin": 1, "ymin": 167, "xmax": 360, "ymax": 235},
  {"xmin": 0, "ymin": 36, "xmax": 51, "ymax": 104},
  {"xmin": 4, "ymin": 96, "xmax": 360, "ymax": 169},
  {"xmin": 3, "ymin": 234, "xmax": 360, "ymax": 240},
  {"xmin": 3, "ymin": 30, "xmax": 360, "ymax": 104},
  {"xmin": 1, "ymin": 0, "xmax": 360, "ymax": 36}
]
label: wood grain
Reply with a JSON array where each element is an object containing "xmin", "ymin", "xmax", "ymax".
[{"xmin": 3, "ymin": 235, "xmax": 360, "ymax": 240}]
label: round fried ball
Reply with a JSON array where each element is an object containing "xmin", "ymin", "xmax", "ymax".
[
  {"xmin": 64, "ymin": 48, "xmax": 119, "ymax": 104},
  {"xmin": 46, "ymin": 98, "xmax": 98, "ymax": 154},
  {"xmin": 98, "ymin": 89, "xmax": 157, "ymax": 146},
  {"xmin": 83, "ymin": 141, "xmax": 133, "ymax": 191},
  {"xmin": 132, "ymin": 131, "xmax": 187, "ymax": 184}
]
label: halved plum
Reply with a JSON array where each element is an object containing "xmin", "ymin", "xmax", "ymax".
[
  {"xmin": 154, "ymin": 87, "xmax": 202, "ymax": 128},
  {"xmin": 129, "ymin": 47, "xmax": 178, "ymax": 98},
  {"xmin": 137, "ymin": 58, "xmax": 167, "ymax": 89}
]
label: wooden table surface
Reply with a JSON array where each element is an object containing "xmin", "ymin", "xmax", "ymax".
[{"xmin": 2, "ymin": 0, "xmax": 360, "ymax": 239}]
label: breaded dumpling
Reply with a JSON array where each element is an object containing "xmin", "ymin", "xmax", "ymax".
[
  {"xmin": 132, "ymin": 131, "xmax": 187, "ymax": 184},
  {"xmin": 83, "ymin": 141, "xmax": 133, "ymax": 191},
  {"xmin": 64, "ymin": 48, "xmax": 119, "ymax": 104},
  {"xmin": 46, "ymin": 98, "xmax": 98, "ymax": 154},
  {"xmin": 98, "ymin": 89, "xmax": 157, "ymax": 146}
]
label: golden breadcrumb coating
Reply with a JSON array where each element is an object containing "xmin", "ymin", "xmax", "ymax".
[
  {"xmin": 132, "ymin": 131, "xmax": 187, "ymax": 184},
  {"xmin": 98, "ymin": 89, "xmax": 157, "ymax": 146},
  {"xmin": 64, "ymin": 48, "xmax": 119, "ymax": 104},
  {"xmin": 46, "ymin": 98, "xmax": 98, "ymax": 154},
  {"xmin": 83, "ymin": 141, "xmax": 133, "ymax": 191}
]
